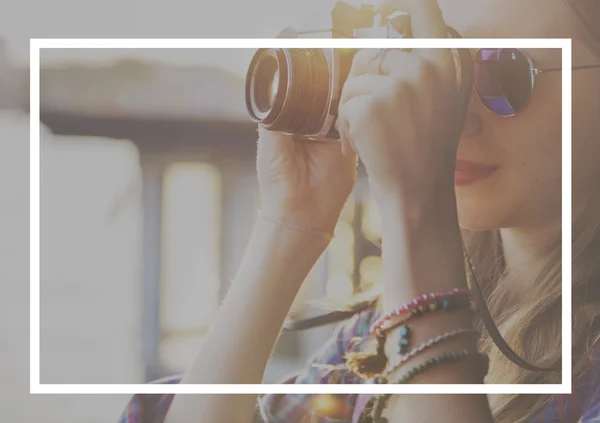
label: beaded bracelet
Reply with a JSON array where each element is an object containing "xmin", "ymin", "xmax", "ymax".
[
  {"xmin": 346, "ymin": 289, "xmax": 474, "ymax": 380},
  {"xmin": 382, "ymin": 328, "xmax": 479, "ymax": 379},
  {"xmin": 371, "ymin": 350, "xmax": 489, "ymax": 422},
  {"xmin": 374, "ymin": 296, "xmax": 474, "ymax": 339},
  {"xmin": 382, "ymin": 349, "xmax": 488, "ymax": 384},
  {"xmin": 369, "ymin": 288, "xmax": 473, "ymax": 337}
]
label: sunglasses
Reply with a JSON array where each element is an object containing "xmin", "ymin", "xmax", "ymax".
[{"xmin": 473, "ymin": 48, "xmax": 600, "ymax": 117}]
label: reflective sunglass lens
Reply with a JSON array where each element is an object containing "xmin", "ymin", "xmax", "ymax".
[{"xmin": 474, "ymin": 48, "xmax": 534, "ymax": 116}]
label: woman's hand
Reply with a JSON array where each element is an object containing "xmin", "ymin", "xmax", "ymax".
[
  {"xmin": 257, "ymin": 127, "xmax": 357, "ymax": 235},
  {"xmin": 337, "ymin": 0, "xmax": 464, "ymax": 207}
]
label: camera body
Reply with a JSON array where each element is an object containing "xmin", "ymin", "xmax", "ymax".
[{"xmin": 245, "ymin": 1, "xmax": 413, "ymax": 141}]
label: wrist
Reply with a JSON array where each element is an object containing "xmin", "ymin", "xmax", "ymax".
[
  {"xmin": 259, "ymin": 211, "xmax": 334, "ymax": 242},
  {"xmin": 260, "ymin": 202, "xmax": 343, "ymax": 236},
  {"xmin": 249, "ymin": 215, "xmax": 331, "ymax": 271},
  {"xmin": 229, "ymin": 216, "xmax": 330, "ymax": 300}
]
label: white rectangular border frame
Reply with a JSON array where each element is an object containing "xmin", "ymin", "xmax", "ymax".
[{"xmin": 30, "ymin": 38, "xmax": 572, "ymax": 395}]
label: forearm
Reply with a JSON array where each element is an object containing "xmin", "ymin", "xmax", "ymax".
[
  {"xmin": 164, "ymin": 218, "xmax": 329, "ymax": 423},
  {"xmin": 379, "ymin": 191, "xmax": 467, "ymax": 306},
  {"xmin": 376, "ymin": 185, "xmax": 493, "ymax": 422}
]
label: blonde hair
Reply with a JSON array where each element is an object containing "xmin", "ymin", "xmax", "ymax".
[
  {"xmin": 462, "ymin": 200, "xmax": 600, "ymax": 422},
  {"xmin": 480, "ymin": 3, "xmax": 600, "ymax": 420}
]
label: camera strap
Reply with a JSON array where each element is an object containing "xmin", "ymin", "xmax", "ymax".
[{"xmin": 464, "ymin": 244, "xmax": 561, "ymax": 372}]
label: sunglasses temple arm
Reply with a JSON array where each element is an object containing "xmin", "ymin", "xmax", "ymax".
[
  {"xmin": 536, "ymin": 64, "xmax": 600, "ymax": 75},
  {"xmin": 533, "ymin": 68, "xmax": 561, "ymax": 75},
  {"xmin": 573, "ymin": 64, "xmax": 600, "ymax": 71}
]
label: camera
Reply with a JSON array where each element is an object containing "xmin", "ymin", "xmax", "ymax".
[
  {"xmin": 244, "ymin": 1, "xmax": 470, "ymax": 142},
  {"xmin": 245, "ymin": 1, "xmax": 410, "ymax": 142}
]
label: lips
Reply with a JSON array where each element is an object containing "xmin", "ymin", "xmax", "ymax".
[{"xmin": 454, "ymin": 159, "xmax": 499, "ymax": 186}]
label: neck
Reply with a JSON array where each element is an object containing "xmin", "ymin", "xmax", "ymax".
[{"xmin": 499, "ymin": 223, "xmax": 561, "ymax": 272}]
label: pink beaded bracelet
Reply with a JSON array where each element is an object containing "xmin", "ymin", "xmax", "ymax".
[
  {"xmin": 369, "ymin": 288, "xmax": 473, "ymax": 337},
  {"xmin": 374, "ymin": 296, "xmax": 474, "ymax": 338}
]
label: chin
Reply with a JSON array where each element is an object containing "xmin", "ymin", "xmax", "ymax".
[
  {"xmin": 458, "ymin": 218, "xmax": 502, "ymax": 232},
  {"xmin": 459, "ymin": 221, "xmax": 501, "ymax": 232},
  {"xmin": 456, "ymin": 197, "xmax": 512, "ymax": 232}
]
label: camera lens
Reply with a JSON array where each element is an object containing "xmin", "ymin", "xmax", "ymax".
[
  {"xmin": 250, "ymin": 53, "xmax": 280, "ymax": 114},
  {"xmin": 245, "ymin": 48, "xmax": 331, "ymax": 136},
  {"xmin": 266, "ymin": 69, "xmax": 279, "ymax": 109}
]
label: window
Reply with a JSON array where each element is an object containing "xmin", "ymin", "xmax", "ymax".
[
  {"xmin": 159, "ymin": 162, "xmax": 221, "ymax": 371},
  {"xmin": 323, "ymin": 190, "xmax": 383, "ymax": 302}
]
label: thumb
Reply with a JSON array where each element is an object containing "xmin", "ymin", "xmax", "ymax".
[{"xmin": 257, "ymin": 126, "xmax": 294, "ymax": 161}]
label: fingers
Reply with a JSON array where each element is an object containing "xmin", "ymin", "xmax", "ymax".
[
  {"xmin": 349, "ymin": 48, "xmax": 456, "ymax": 88},
  {"xmin": 333, "ymin": 116, "xmax": 356, "ymax": 156},
  {"xmin": 338, "ymin": 74, "xmax": 403, "ymax": 150},
  {"xmin": 340, "ymin": 136, "xmax": 357, "ymax": 156},
  {"xmin": 338, "ymin": 73, "xmax": 435, "ymax": 147},
  {"xmin": 341, "ymin": 56, "xmax": 444, "ymax": 131},
  {"xmin": 340, "ymin": 73, "xmax": 390, "ymax": 105},
  {"xmin": 349, "ymin": 49, "xmax": 451, "ymax": 86},
  {"xmin": 257, "ymin": 125, "xmax": 291, "ymax": 144},
  {"xmin": 257, "ymin": 125, "xmax": 293, "ymax": 159},
  {"xmin": 375, "ymin": 0, "xmax": 447, "ymax": 38},
  {"xmin": 337, "ymin": 94, "xmax": 371, "ymax": 152},
  {"xmin": 350, "ymin": 48, "xmax": 410, "ymax": 77},
  {"xmin": 336, "ymin": 118, "xmax": 351, "ymax": 156}
]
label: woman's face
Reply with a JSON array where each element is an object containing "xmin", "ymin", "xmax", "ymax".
[{"xmin": 439, "ymin": 0, "xmax": 600, "ymax": 230}]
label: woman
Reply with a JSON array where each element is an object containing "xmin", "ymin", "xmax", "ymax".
[{"xmin": 119, "ymin": 0, "xmax": 600, "ymax": 421}]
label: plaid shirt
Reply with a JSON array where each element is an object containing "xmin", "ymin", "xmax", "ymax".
[{"xmin": 119, "ymin": 308, "xmax": 600, "ymax": 423}]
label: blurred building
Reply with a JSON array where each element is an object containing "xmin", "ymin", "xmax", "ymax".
[
  {"xmin": 33, "ymin": 54, "xmax": 383, "ymax": 383},
  {"xmin": 0, "ymin": 39, "xmax": 25, "ymax": 109}
]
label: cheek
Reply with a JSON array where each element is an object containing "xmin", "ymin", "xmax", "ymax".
[
  {"xmin": 512, "ymin": 81, "xmax": 562, "ymax": 215},
  {"xmin": 500, "ymin": 120, "xmax": 562, "ymax": 222},
  {"xmin": 459, "ymin": 75, "xmax": 563, "ymax": 229},
  {"xmin": 498, "ymin": 75, "xmax": 563, "ymax": 185}
]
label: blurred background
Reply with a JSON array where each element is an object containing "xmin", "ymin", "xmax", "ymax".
[
  {"xmin": 37, "ymin": 46, "xmax": 384, "ymax": 388},
  {"xmin": 0, "ymin": 0, "xmax": 386, "ymax": 422}
]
